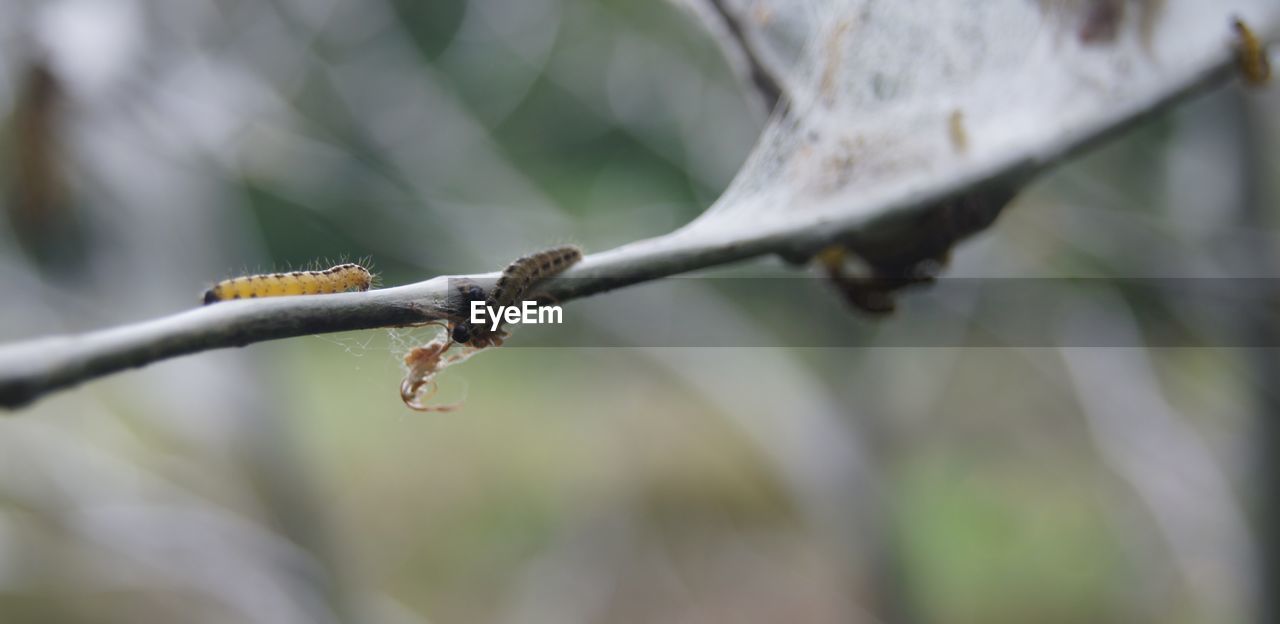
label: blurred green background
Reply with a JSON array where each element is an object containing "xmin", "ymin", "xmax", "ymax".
[{"xmin": 0, "ymin": 1, "xmax": 1277, "ymax": 623}]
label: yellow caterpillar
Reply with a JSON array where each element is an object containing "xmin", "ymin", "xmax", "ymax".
[
  {"xmin": 1234, "ymin": 17, "xmax": 1271, "ymax": 87},
  {"xmin": 203, "ymin": 263, "xmax": 372, "ymax": 305}
]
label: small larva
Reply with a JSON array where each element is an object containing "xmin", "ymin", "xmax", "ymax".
[
  {"xmin": 202, "ymin": 263, "xmax": 373, "ymax": 305},
  {"xmin": 948, "ymin": 109, "xmax": 967, "ymax": 154},
  {"xmin": 450, "ymin": 245, "xmax": 583, "ymax": 347},
  {"xmin": 1233, "ymin": 17, "xmax": 1271, "ymax": 87},
  {"xmin": 488, "ymin": 245, "xmax": 583, "ymax": 308}
]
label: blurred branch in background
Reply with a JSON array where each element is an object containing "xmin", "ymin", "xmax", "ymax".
[
  {"xmin": 676, "ymin": 0, "xmax": 787, "ymax": 114},
  {"xmin": 1060, "ymin": 304, "xmax": 1253, "ymax": 622},
  {"xmin": 598, "ymin": 288, "xmax": 914, "ymax": 622},
  {"xmin": 491, "ymin": 295, "xmax": 904, "ymax": 622}
]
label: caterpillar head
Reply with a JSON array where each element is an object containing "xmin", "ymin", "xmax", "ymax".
[
  {"xmin": 447, "ymin": 280, "xmax": 487, "ymax": 344},
  {"xmin": 451, "ymin": 321, "xmax": 473, "ymax": 344}
]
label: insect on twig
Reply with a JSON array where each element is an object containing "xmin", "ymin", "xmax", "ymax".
[
  {"xmin": 816, "ymin": 246, "xmax": 926, "ymax": 315},
  {"xmin": 202, "ymin": 263, "xmax": 373, "ymax": 304},
  {"xmin": 449, "ymin": 245, "xmax": 583, "ymax": 348},
  {"xmin": 948, "ymin": 109, "xmax": 968, "ymax": 154},
  {"xmin": 1233, "ymin": 17, "xmax": 1272, "ymax": 87},
  {"xmin": 399, "ymin": 245, "xmax": 583, "ymax": 412}
]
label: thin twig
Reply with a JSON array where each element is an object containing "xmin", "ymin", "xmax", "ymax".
[
  {"xmin": 703, "ymin": 0, "xmax": 787, "ymax": 113},
  {"xmin": 0, "ymin": 28, "xmax": 1260, "ymax": 410}
]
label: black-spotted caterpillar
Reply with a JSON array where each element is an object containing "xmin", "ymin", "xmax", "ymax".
[{"xmin": 203, "ymin": 263, "xmax": 372, "ymax": 304}]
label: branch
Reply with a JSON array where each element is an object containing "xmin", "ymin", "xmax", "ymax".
[
  {"xmin": 700, "ymin": 0, "xmax": 788, "ymax": 113},
  {"xmin": 0, "ymin": 18, "xmax": 1266, "ymax": 410}
]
